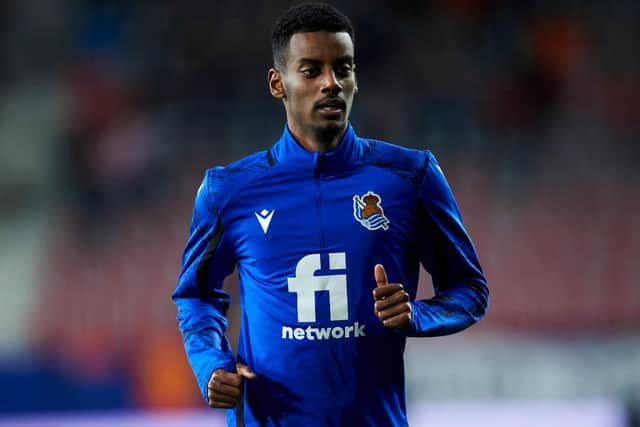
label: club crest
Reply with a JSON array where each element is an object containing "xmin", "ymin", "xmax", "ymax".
[{"xmin": 353, "ymin": 191, "xmax": 390, "ymax": 231}]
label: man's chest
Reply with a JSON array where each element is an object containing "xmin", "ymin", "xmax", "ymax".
[{"xmin": 223, "ymin": 167, "xmax": 419, "ymax": 267}]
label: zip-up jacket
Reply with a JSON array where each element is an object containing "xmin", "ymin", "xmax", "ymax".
[{"xmin": 172, "ymin": 123, "xmax": 489, "ymax": 426}]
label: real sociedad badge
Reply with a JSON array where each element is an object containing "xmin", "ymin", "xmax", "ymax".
[{"xmin": 353, "ymin": 191, "xmax": 390, "ymax": 231}]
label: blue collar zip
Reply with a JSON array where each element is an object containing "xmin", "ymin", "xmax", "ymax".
[{"xmin": 271, "ymin": 123, "xmax": 361, "ymax": 173}]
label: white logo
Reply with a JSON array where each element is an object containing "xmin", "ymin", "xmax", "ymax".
[
  {"xmin": 281, "ymin": 322, "xmax": 366, "ymax": 340},
  {"xmin": 284, "ymin": 253, "xmax": 366, "ymax": 340},
  {"xmin": 255, "ymin": 209, "xmax": 275, "ymax": 234},
  {"xmin": 353, "ymin": 191, "xmax": 390, "ymax": 231},
  {"xmin": 287, "ymin": 253, "xmax": 348, "ymax": 323}
]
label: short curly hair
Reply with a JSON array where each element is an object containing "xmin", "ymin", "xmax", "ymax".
[{"xmin": 271, "ymin": 2, "xmax": 355, "ymax": 69}]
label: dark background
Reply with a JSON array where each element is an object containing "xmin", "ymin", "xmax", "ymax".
[{"xmin": 0, "ymin": 0, "xmax": 638, "ymax": 423}]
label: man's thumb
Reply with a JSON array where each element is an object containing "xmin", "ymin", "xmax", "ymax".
[
  {"xmin": 374, "ymin": 264, "xmax": 388, "ymax": 287},
  {"xmin": 236, "ymin": 363, "xmax": 257, "ymax": 380}
]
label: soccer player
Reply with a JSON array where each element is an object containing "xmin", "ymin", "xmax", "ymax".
[{"xmin": 172, "ymin": 3, "xmax": 489, "ymax": 426}]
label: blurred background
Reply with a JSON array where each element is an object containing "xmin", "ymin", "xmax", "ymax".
[{"xmin": 0, "ymin": 0, "xmax": 638, "ymax": 426}]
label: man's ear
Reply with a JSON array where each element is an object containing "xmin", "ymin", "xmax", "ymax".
[
  {"xmin": 354, "ymin": 64, "xmax": 358, "ymax": 93},
  {"xmin": 268, "ymin": 68, "xmax": 286, "ymax": 99}
]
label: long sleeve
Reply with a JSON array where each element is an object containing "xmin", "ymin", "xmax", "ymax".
[
  {"xmin": 406, "ymin": 151, "xmax": 489, "ymax": 337},
  {"xmin": 172, "ymin": 170, "xmax": 238, "ymax": 401}
]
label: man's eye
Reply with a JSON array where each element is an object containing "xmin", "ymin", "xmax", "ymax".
[
  {"xmin": 336, "ymin": 66, "xmax": 353, "ymax": 76},
  {"xmin": 301, "ymin": 68, "xmax": 319, "ymax": 77}
]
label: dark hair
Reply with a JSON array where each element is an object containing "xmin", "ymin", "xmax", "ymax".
[{"xmin": 271, "ymin": 2, "xmax": 355, "ymax": 69}]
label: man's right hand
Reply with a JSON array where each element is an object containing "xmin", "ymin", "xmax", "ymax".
[{"xmin": 207, "ymin": 363, "xmax": 257, "ymax": 408}]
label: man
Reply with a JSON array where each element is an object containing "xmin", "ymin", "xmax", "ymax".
[{"xmin": 173, "ymin": 3, "xmax": 489, "ymax": 426}]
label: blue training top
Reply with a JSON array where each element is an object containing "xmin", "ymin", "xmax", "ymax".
[{"xmin": 173, "ymin": 123, "xmax": 489, "ymax": 426}]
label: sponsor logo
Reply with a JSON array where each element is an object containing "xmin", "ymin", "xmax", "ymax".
[
  {"xmin": 285, "ymin": 253, "xmax": 366, "ymax": 340},
  {"xmin": 287, "ymin": 253, "xmax": 348, "ymax": 322},
  {"xmin": 282, "ymin": 322, "xmax": 366, "ymax": 340}
]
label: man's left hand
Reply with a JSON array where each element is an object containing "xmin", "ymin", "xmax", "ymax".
[{"xmin": 373, "ymin": 264, "xmax": 412, "ymax": 328}]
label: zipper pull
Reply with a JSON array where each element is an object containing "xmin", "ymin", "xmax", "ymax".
[{"xmin": 315, "ymin": 154, "xmax": 325, "ymax": 175}]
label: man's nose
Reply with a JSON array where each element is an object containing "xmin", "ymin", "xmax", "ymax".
[{"xmin": 320, "ymin": 70, "xmax": 342, "ymax": 94}]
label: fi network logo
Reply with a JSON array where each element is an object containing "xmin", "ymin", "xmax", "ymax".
[{"xmin": 283, "ymin": 252, "xmax": 366, "ymax": 341}]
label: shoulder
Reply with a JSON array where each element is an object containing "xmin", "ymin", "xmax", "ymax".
[
  {"xmin": 201, "ymin": 150, "xmax": 275, "ymax": 213},
  {"xmin": 225, "ymin": 149, "xmax": 275, "ymax": 173},
  {"xmin": 359, "ymin": 138, "xmax": 433, "ymax": 183}
]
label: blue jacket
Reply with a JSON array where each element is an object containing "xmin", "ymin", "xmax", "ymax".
[{"xmin": 173, "ymin": 124, "xmax": 489, "ymax": 426}]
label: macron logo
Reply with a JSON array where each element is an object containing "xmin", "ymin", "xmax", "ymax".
[{"xmin": 255, "ymin": 209, "xmax": 275, "ymax": 234}]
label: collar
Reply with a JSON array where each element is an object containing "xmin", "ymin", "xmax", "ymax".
[{"xmin": 270, "ymin": 122, "xmax": 361, "ymax": 173}]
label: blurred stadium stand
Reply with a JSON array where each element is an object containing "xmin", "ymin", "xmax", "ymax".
[{"xmin": 0, "ymin": 0, "xmax": 638, "ymax": 424}]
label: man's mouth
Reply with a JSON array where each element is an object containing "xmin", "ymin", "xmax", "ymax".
[{"xmin": 315, "ymin": 99, "xmax": 346, "ymax": 114}]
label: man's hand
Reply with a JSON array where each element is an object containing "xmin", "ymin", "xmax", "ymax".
[
  {"xmin": 373, "ymin": 264, "xmax": 412, "ymax": 328},
  {"xmin": 208, "ymin": 363, "xmax": 257, "ymax": 408}
]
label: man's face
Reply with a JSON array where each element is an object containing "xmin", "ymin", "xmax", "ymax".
[{"xmin": 270, "ymin": 31, "xmax": 357, "ymax": 142}]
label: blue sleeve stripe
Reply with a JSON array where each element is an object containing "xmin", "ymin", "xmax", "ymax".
[{"xmin": 196, "ymin": 217, "xmax": 225, "ymax": 295}]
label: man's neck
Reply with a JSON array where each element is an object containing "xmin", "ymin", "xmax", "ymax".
[{"xmin": 288, "ymin": 123, "xmax": 347, "ymax": 153}]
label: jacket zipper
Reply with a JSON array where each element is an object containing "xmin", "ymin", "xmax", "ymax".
[{"xmin": 314, "ymin": 155, "xmax": 325, "ymax": 248}]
